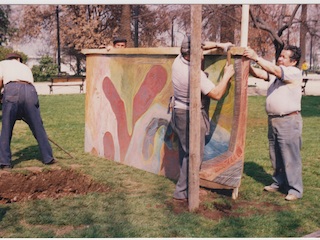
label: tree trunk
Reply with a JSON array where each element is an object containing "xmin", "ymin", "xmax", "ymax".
[
  {"xmin": 120, "ymin": 5, "xmax": 132, "ymax": 47},
  {"xmin": 300, "ymin": 4, "xmax": 308, "ymax": 67},
  {"xmin": 220, "ymin": 6, "xmax": 236, "ymax": 43}
]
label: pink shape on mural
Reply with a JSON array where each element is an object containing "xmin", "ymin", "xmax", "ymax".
[
  {"xmin": 102, "ymin": 65, "xmax": 167, "ymax": 162},
  {"xmin": 102, "ymin": 76, "xmax": 130, "ymax": 162},
  {"xmin": 133, "ymin": 65, "xmax": 167, "ymax": 124},
  {"xmin": 103, "ymin": 132, "xmax": 115, "ymax": 160}
]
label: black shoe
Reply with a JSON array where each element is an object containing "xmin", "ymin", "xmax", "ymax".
[
  {"xmin": 45, "ymin": 159, "xmax": 57, "ymax": 165},
  {"xmin": 0, "ymin": 164, "xmax": 12, "ymax": 170}
]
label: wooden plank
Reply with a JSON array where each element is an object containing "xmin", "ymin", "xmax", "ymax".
[
  {"xmin": 51, "ymin": 76, "xmax": 85, "ymax": 83},
  {"xmin": 82, "ymin": 47, "xmax": 180, "ymax": 56},
  {"xmin": 189, "ymin": 4, "xmax": 202, "ymax": 212}
]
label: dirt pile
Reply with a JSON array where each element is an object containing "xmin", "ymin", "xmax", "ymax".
[{"xmin": 0, "ymin": 169, "xmax": 110, "ymax": 204}]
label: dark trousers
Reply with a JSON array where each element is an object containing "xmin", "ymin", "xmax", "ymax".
[
  {"xmin": 170, "ymin": 108, "xmax": 208, "ymax": 199},
  {"xmin": 0, "ymin": 82, "xmax": 53, "ymax": 166}
]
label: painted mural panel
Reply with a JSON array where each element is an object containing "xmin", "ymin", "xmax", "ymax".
[{"xmin": 82, "ymin": 48, "xmax": 247, "ymax": 190}]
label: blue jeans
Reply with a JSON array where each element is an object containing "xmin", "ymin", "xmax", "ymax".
[
  {"xmin": 268, "ymin": 113, "xmax": 303, "ymax": 198},
  {"xmin": 0, "ymin": 82, "xmax": 53, "ymax": 166}
]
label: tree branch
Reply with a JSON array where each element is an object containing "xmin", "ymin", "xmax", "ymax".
[{"xmin": 277, "ymin": 4, "xmax": 301, "ymax": 36}]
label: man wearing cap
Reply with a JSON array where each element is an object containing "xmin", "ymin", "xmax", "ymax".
[
  {"xmin": 0, "ymin": 53, "xmax": 55, "ymax": 169},
  {"xmin": 170, "ymin": 34, "xmax": 235, "ymax": 201}
]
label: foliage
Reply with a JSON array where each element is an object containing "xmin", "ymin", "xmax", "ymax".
[
  {"xmin": 0, "ymin": 46, "xmax": 27, "ymax": 62},
  {"xmin": 16, "ymin": 5, "xmax": 172, "ymax": 50},
  {"xmin": 0, "ymin": 93, "xmax": 319, "ymax": 237},
  {"xmin": 2, "ymin": 4, "xmax": 320, "ymax": 81},
  {"xmin": 0, "ymin": 5, "xmax": 11, "ymax": 46},
  {"xmin": 31, "ymin": 55, "xmax": 58, "ymax": 82},
  {"xmin": 5, "ymin": 4, "xmax": 320, "ymax": 70}
]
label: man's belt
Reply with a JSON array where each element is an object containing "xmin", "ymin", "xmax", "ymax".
[
  {"xmin": 7, "ymin": 80, "xmax": 32, "ymax": 85},
  {"xmin": 268, "ymin": 111, "xmax": 300, "ymax": 118},
  {"xmin": 16, "ymin": 80, "xmax": 32, "ymax": 84}
]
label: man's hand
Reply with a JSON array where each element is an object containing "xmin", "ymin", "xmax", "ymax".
[
  {"xmin": 98, "ymin": 45, "xmax": 113, "ymax": 51},
  {"xmin": 218, "ymin": 42, "xmax": 235, "ymax": 52},
  {"xmin": 224, "ymin": 62, "xmax": 235, "ymax": 81},
  {"xmin": 243, "ymin": 47, "xmax": 259, "ymax": 62}
]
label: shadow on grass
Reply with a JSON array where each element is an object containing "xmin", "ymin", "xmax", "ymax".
[
  {"xmin": 244, "ymin": 161, "xmax": 273, "ymax": 186},
  {"xmin": 11, "ymin": 145, "xmax": 42, "ymax": 166},
  {"xmin": 0, "ymin": 207, "xmax": 9, "ymax": 222}
]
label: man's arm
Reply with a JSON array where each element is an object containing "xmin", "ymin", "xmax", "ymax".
[
  {"xmin": 249, "ymin": 65, "xmax": 269, "ymax": 81},
  {"xmin": 0, "ymin": 79, "xmax": 3, "ymax": 103},
  {"xmin": 243, "ymin": 47, "xmax": 282, "ymax": 79},
  {"xmin": 0, "ymin": 78, "xmax": 3, "ymax": 91},
  {"xmin": 202, "ymin": 41, "xmax": 234, "ymax": 52},
  {"xmin": 207, "ymin": 63, "xmax": 234, "ymax": 100}
]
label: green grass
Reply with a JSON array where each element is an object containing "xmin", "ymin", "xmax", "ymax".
[{"xmin": 0, "ymin": 94, "xmax": 319, "ymax": 237}]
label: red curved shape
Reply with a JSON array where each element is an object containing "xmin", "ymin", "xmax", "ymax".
[
  {"xmin": 102, "ymin": 76, "xmax": 130, "ymax": 162},
  {"xmin": 103, "ymin": 132, "xmax": 115, "ymax": 160},
  {"xmin": 133, "ymin": 65, "xmax": 167, "ymax": 124}
]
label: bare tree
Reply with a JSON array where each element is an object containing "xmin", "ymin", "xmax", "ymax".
[
  {"xmin": 300, "ymin": 5, "xmax": 308, "ymax": 67},
  {"xmin": 220, "ymin": 5, "xmax": 237, "ymax": 43},
  {"xmin": 307, "ymin": 5, "xmax": 320, "ymax": 70},
  {"xmin": 249, "ymin": 4, "xmax": 301, "ymax": 60},
  {"xmin": 120, "ymin": 5, "xmax": 132, "ymax": 47}
]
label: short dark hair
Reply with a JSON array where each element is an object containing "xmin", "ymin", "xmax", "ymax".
[
  {"xmin": 113, "ymin": 37, "xmax": 127, "ymax": 45},
  {"xmin": 283, "ymin": 45, "xmax": 301, "ymax": 67}
]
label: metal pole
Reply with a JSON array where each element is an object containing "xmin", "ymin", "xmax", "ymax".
[
  {"xmin": 240, "ymin": 5, "xmax": 250, "ymax": 47},
  {"xmin": 310, "ymin": 35, "xmax": 313, "ymax": 70},
  {"xmin": 171, "ymin": 18, "xmax": 174, "ymax": 47},
  {"xmin": 56, "ymin": 5, "xmax": 61, "ymax": 73},
  {"xmin": 134, "ymin": 5, "xmax": 139, "ymax": 48}
]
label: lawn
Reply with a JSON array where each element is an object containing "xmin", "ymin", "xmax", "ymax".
[{"xmin": 0, "ymin": 94, "xmax": 319, "ymax": 238}]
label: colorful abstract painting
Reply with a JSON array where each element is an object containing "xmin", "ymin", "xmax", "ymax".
[{"xmin": 82, "ymin": 48, "xmax": 248, "ymax": 195}]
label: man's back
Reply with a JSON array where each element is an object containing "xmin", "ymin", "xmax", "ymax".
[{"xmin": 0, "ymin": 60, "xmax": 34, "ymax": 84}]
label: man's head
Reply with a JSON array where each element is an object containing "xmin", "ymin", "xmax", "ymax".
[
  {"xmin": 5, "ymin": 53, "xmax": 23, "ymax": 63},
  {"xmin": 180, "ymin": 34, "xmax": 191, "ymax": 57},
  {"xmin": 278, "ymin": 45, "xmax": 301, "ymax": 67},
  {"xmin": 180, "ymin": 34, "xmax": 204, "ymax": 60},
  {"xmin": 113, "ymin": 37, "xmax": 127, "ymax": 48}
]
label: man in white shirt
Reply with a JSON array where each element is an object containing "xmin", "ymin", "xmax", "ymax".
[
  {"xmin": 0, "ymin": 53, "xmax": 55, "ymax": 169},
  {"xmin": 243, "ymin": 45, "xmax": 303, "ymax": 201},
  {"xmin": 170, "ymin": 35, "xmax": 235, "ymax": 201}
]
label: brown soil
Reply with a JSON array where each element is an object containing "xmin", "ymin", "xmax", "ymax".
[
  {"xmin": 0, "ymin": 168, "xmax": 287, "ymax": 221},
  {"xmin": 166, "ymin": 189, "xmax": 288, "ymax": 220},
  {"xmin": 0, "ymin": 169, "xmax": 110, "ymax": 204}
]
